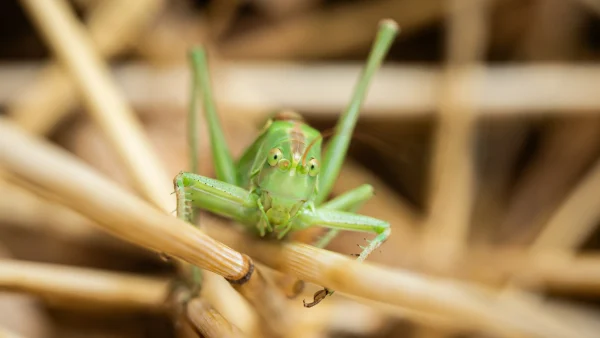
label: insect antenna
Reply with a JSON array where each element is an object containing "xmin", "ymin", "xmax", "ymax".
[
  {"xmin": 303, "ymin": 126, "xmax": 409, "ymax": 167},
  {"xmin": 301, "ymin": 128, "xmax": 337, "ymax": 165}
]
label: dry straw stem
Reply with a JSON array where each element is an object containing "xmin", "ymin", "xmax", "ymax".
[
  {"xmin": 230, "ymin": 269, "xmax": 292, "ymax": 337},
  {"xmin": 6, "ymin": 63, "xmax": 600, "ymax": 116},
  {"xmin": 452, "ymin": 248, "xmax": 600, "ymax": 295},
  {"xmin": 512, "ymin": 252, "xmax": 600, "ymax": 295},
  {"xmin": 338, "ymin": 294, "xmax": 471, "ymax": 334},
  {"xmin": 3, "ymin": 118, "xmax": 599, "ymax": 335},
  {"xmin": 206, "ymin": 0, "xmax": 241, "ymax": 40},
  {"xmin": 201, "ymin": 217, "xmax": 576, "ymax": 338},
  {"xmin": 10, "ymin": 0, "xmax": 164, "ymax": 135},
  {"xmin": 544, "ymin": 300, "xmax": 600, "ymax": 335},
  {"xmin": 530, "ymin": 158, "xmax": 600, "ymax": 253},
  {"xmin": 186, "ymin": 298, "xmax": 245, "ymax": 338},
  {"xmin": 0, "ymin": 178, "xmax": 98, "ymax": 242},
  {"xmin": 0, "ymin": 120, "xmax": 280, "ymax": 336},
  {"xmin": 14, "ymin": 0, "xmax": 275, "ymax": 325},
  {"xmin": 0, "ymin": 259, "xmax": 169, "ymax": 311},
  {"xmin": 5, "ymin": 165, "xmax": 600, "ymax": 299},
  {"xmin": 198, "ymin": 271, "xmax": 258, "ymax": 336},
  {"xmin": 0, "ymin": 119, "xmax": 251, "ymax": 282},
  {"xmin": 497, "ymin": 0, "xmax": 597, "ymax": 246},
  {"xmin": 16, "ymin": 0, "xmax": 261, "ymax": 329},
  {"xmin": 220, "ymin": 0, "xmax": 444, "ymax": 59},
  {"xmin": 292, "ymin": 300, "xmax": 387, "ymax": 337},
  {"xmin": 10, "ymin": 62, "xmax": 600, "ymax": 116},
  {"xmin": 18, "ymin": 0, "xmax": 173, "ymax": 210},
  {"xmin": 573, "ymin": 0, "xmax": 600, "ymax": 17},
  {"xmin": 0, "ymin": 327, "xmax": 24, "ymax": 338},
  {"xmin": 421, "ymin": 0, "xmax": 489, "ymax": 269},
  {"xmin": 420, "ymin": 69, "xmax": 478, "ymax": 269},
  {"xmin": 497, "ymin": 120, "xmax": 600, "ymax": 246},
  {"xmin": 0, "ymin": 117, "xmax": 574, "ymax": 338}
]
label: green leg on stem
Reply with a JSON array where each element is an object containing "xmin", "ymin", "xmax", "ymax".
[
  {"xmin": 303, "ymin": 19, "xmax": 398, "ymax": 308},
  {"xmin": 315, "ymin": 184, "xmax": 374, "ymax": 249},
  {"xmin": 302, "ymin": 185, "xmax": 387, "ymax": 307}
]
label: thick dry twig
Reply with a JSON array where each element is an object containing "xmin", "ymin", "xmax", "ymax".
[
  {"xmin": 186, "ymin": 298, "xmax": 245, "ymax": 338},
  {"xmin": 230, "ymin": 269, "xmax": 292, "ymax": 337},
  {"xmin": 0, "ymin": 259, "xmax": 169, "ymax": 311},
  {"xmin": 0, "ymin": 119, "xmax": 251, "ymax": 281},
  {"xmin": 200, "ymin": 216, "xmax": 582, "ymax": 338},
  {"xmin": 0, "ymin": 119, "xmax": 287, "ymax": 336},
  {"xmin": 197, "ymin": 271, "xmax": 258, "ymax": 336}
]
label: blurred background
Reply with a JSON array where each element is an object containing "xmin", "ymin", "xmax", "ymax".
[{"xmin": 1, "ymin": 0, "xmax": 600, "ymax": 337}]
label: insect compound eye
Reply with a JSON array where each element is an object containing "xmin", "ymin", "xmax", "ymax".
[
  {"xmin": 307, "ymin": 158, "xmax": 320, "ymax": 177},
  {"xmin": 268, "ymin": 148, "xmax": 283, "ymax": 166}
]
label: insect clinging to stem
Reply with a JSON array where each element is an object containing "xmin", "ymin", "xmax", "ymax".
[{"xmin": 174, "ymin": 19, "xmax": 399, "ymax": 307}]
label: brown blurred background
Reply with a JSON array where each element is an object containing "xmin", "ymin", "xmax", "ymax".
[{"xmin": 1, "ymin": 0, "xmax": 600, "ymax": 337}]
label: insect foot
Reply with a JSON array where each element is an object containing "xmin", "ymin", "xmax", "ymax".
[{"xmin": 303, "ymin": 288, "xmax": 331, "ymax": 308}]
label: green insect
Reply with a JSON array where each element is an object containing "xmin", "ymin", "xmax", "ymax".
[{"xmin": 174, "ymin": 19, "xmax": 399, "ymax": 307}]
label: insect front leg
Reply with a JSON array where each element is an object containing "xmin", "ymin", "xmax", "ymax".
[
  {"xmin": 296, "ymin": 208, "xmax": 390, "ymax": 307},
  {"xmin": 174, "ymin": 172, "xmax": 257, "ymax": 226},
  {"xmin": 310, "ymin": 209, "xmax": 390, "ymax": 261},
  {"xmin": 256, "ymin": 197, "xmax": 273, "ymax": 237},
  {"xmin": 315, "ymin": 184, "xmax": 374, "ymax": 248},
  {"xmin": 276, "ymin": 185, "xmax": 374, "ymax": 302}
]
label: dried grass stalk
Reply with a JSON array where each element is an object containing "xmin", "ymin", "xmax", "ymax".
[
  {"xmin": 453, "ymin": 248, "xmax": 600, "ymax": 294},
  {"xmin": 0, "ymin": 119, "xmax": 285, "ymax": 335},
  {"xmin": 3, "ymin": 118, "xmax": 596, "ymax": 336},
  {"xmin": 7, "ymin": 63, "xmax": 600, "ymax": 115},
  {"xmin": 515, "ymin": 253, "xmax": 600, "ymax": 295},
  {"xmin": 530, "ymin": 158, "xmax": 600, "ymax": 252},
  {"xmin": 186, "ymin": 298, "xmax": 245, "ymax": 338},
  {"xmin": 10, "ymin": 0, "xmax": 164, "ymax": 135},
  {"xmin": 0, "ymin": 259, "xmax": 169, "ymax": 311},
  {"xmin": 0, "ymin": 119, "xmax": 251, "ymax": 281},
  {"xmin": 420, "ymin": 0, "xmax": 490, "ymax": 270},
  {"xmin": 0, "ymin": 326, "xmax": 25, "ymax": 338},
  {"xmin": 198, "ymin": 271, "xmax": 258, "ymax": 336},
  {"xmin": 230, "ymin": 269, "xmax": 292, "ymax": 337},
  {"xmin": 18, "ymin": 0, "xmax": 173, "ymax": 210},
  {"xmin": 498, "ymin": 119, "xmax": 600, "ymax": 246},
  {"xmin": 15, "ymin": 1, "xmax": 280, "ymax": 328},
  {"xmin": 0, "ymin": 179, "xmax": 98, "ymax": 241},
  {"xmin": 201, "ymin": 217, "xmax": 578, "ymax": 338},
  {"xmin": 10, "ymin": 0, "xmax": 164, "ymax": 136}
]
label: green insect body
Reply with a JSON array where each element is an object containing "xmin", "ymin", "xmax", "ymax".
[
  {"xmin": 239, "ymin": 116, "xmax": 322, "ymax": 237},
  {"xmin": 174, "ymin": 19, "xmax": 399, "ymax": 307}
]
